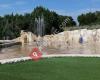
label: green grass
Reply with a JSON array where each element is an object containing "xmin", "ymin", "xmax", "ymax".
[{"xmin": 0, "ymin": 57, "xmax": 100, "ymax": 80}]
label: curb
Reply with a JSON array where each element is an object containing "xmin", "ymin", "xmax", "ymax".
[{"xmin": 1, "ymin": 54, "xmax": 100, "ymax": 64}]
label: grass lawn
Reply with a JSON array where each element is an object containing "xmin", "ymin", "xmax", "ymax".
[{"xmin": 0, "ymin": 57, "xmax": 100, "ymax": 80}]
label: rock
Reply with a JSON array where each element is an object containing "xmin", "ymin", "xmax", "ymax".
[
  {"xmin": 14, "ymin": 29, "xmax": 100, "ymax": 49},
  {"xmin": 18, "ymin": 30, "xmax": 37, "ymax": 44},
  {"xmin": 43, "ymin": 29, "xmax": 100, "ymax": 49}
]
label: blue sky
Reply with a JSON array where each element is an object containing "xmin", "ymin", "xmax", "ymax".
[{"xmin": 0, "ymin": 0, "xmax": 100, "ymax": 21}]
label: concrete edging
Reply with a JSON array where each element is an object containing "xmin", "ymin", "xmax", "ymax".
[{"xmin": 0, "ymin": 54, "xmax": 100, "ymax": 64}]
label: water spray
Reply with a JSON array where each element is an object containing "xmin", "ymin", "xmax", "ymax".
[{"xmin": 35, "ymin": 15, "xmax": 45, "ymax": 53}]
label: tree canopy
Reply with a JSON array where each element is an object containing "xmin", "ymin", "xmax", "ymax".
[
  {"xmin": 0, "ymin": 6, "xmax": 76, "ymax": 39},
  {"xmin": 77, "ymin": 11, "xmax": 100, "ymax": 26}
]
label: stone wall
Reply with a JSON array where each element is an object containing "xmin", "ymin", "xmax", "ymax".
[
  {"xmin": 43, "ymin": 29, "xmax": 100, "ymax": 49},
  {"xmin": 15, "ymin": 30, "xmax": 37, "ymax": 45},
  {"xmin": 16, "ymin": 29, "xmax": 100, "ymax": 50}
]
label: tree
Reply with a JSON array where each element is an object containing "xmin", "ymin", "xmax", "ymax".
[
  {"xmin": 31, "ymin": 6, "xmax": 76, "ymax": 35},
  {"xmin": 0, "ymin": 6, "xmax": 76, "ymax": 39},
  {"xmin": 78, "ymin": 12, "xmax": 97, "ymax": 26}
]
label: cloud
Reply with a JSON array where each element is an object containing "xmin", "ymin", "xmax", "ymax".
[
  {"xmin": 15, "ymin": 1, "xmax": 27, "ymax": 5},
  {"xmin": 21, "ymin": 9, "xmax": 32, "ymax": 13},
  {"xmin": 0, "ymin": 1, "xmax": 27, "ymax": 9},
  {"xmin": 73, "ymin": 8, "xmax": 100, "ymax": 16},
  {"xmin": 53, "ymin": 8, "xmax": 100, "ymax": 16},
  {"xmin": 0, "ymin": 4, "xmax": 10, "ymax": 8},
  {"xmin": 67, "ymin": 8, "xmax": 100, "ymax": 21},
  {"xmin": 51, "ymin": 8, "xmax": 100, "ymax": 22},
  {"xmin": 50, "ymin": 9, "xmax": 67, "ymax": 15},
  {"xmin": 12, "ymin": 9, "xmax": 32, "ymax": 15}
]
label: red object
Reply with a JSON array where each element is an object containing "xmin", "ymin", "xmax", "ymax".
[{"xmin": 29, "ymin": 48, "xmax": 42, "ymax": 61}]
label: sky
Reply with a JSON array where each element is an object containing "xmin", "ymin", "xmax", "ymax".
[{"xmin": 0, "ymin": 0, "xmax": 100, "ymax": 21}]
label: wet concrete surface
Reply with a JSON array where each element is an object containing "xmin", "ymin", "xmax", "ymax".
[{"xmin": 0, "ymin": 42, "xmax": 100, "ymax": 60}]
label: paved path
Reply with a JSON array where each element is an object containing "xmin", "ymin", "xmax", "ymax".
[
  {"xmin": 1, "ymin": 54, "xmax": 100, "ymax": 64},
  {"xmin": 42, "ymin": 54, "xmax": 100, "ymax": 58}
]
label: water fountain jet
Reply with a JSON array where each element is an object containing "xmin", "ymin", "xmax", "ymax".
[{"xmin": 34, "ymin": 15, "xmax": 46, "ymax": 54}]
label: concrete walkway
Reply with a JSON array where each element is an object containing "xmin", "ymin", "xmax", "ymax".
[
  {"xmin": 42, "ymin": 54, "xmax": 100, "ymax": 58},
  {"xmin": 1, "ymin": 54, "xmax": 100, "ymax": 64}
]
